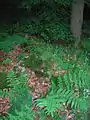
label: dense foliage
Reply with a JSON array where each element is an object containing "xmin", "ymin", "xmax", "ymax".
[{"xmin": 0, "ymin": 0, "xmax": 90, "ymax": 120}]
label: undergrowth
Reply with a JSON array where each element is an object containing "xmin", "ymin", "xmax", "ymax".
[
  {"xmin": 0, "ymin": 34, "xmax": 27, "ymax": 52},
  {"xmin": 0, "ymin": 2, "xmax": 90, "ymax": 119},
  {"xmin": 0, "ymin": 72, "xmax": 8, "ymax": 89},
  {"xmin": 18, "ymin": 38, "xmax": 90, "ymax": 119},
  {"xmin": 0, "ymin": 71, "xmax": 33, "ymax": 120},
  {"xmin": 33, "ymin": 47, "xmax": 90, "ymax": 119},
  {"xmin": 0, "ymin": 36, "xmax": 90, "ymax": 119}
]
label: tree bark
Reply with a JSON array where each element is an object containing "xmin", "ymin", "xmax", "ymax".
[{"xmin": 71, "ymin": 0, "xmax": 84, "ymax": 48}]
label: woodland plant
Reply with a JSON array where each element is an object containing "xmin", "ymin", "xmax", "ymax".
[
  {"xmin": 0, "ymin": 0, "xmax": 90, "ymax": 120},
  {"xmin": 0, "ymin": 35, "xmax": 89, "ymax": 120},
  {"xmin": 0, "ymin": 71, "xmax": 33, "ymax": 120},
  {"xmin": 0, "ymin": 46, "xmax": 89, "ymax": 120},
  {"xmin": 0, "ymin": 34, "xmax": 27, "ymax": 52},
  {"xmin": 35, "ymin": 51, "xmax": 90, "ymax": 120},
  {"xmin": 0, "ymin": 72, "xmax": 8, "ymax": 89},
  {"xmin": 40, "ymin": 22, "xmax": 72, "ymax": 42}
]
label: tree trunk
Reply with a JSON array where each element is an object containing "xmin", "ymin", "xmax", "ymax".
[{"xmin": 71, "ymin": 0, "xmax": 84, "ymax": 48}]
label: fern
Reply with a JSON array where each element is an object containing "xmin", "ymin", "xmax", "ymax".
[
  {"xmin": 0, "ymin": 71, "xmax": 33, "ymax": 120},
  {"xmin": 57, "ymin": 68, "xmax": 90, "ymax": 112},
  {"xmin": 35, "ymin": 58, "xmax": 90, "ymax": 118},
  {"xmin": 36, "ymin": 94, "xmax": 63, "ymax": 117},
  {"xmin": 0, "ymin": 34, "xmax": 27, "ymax": 52}
]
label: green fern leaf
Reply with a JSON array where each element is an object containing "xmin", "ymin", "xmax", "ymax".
[
  {"xmin": 74, "ymin": 97, "xmax": 79, "ymax": 110},
  {"xmin": 63, "ymin": 73, "xmax": 69, "ymax": 88},
  {"xmin": 70, "ymin": 93, "xmax": 78, "ymax": 109},
  {"xmin": 66, "ymin": 92, "xmax": 75, "ymax": 108},
  {"xmin": 78, "ymin": 98, "xmax": 88, "ymax": 112},
  {"xmin": 73, "ymin": 71, "xmax": 78, "ymax": 89},
  {"xmin": 36, "ymin": 94, "xmax": 63, "ymax": 117},
  {"xmin": 58, "ymin": 76, "xmax": 63, "ymax": 89}
]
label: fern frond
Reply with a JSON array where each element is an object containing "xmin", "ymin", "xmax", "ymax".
[{"xmin": 36, "ymin": 94, "xmax": 63, "ymax": 117}]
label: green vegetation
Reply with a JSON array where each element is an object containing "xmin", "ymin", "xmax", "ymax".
[
  {"xmin": 0, "ymin": 0, "xmax": 90, "ymax": 120},
  {"xmin": 0, "ymin": 34, "xmax": 27, "ymax": 52},
  {"xmin": 0, "ymin": 72, "xmax": 8, "ymax": 89},
  {"xmin": 0, "ymin": 71, "xmax": 33, "ymax": 120}
]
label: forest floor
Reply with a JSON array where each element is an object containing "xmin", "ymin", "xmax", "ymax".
[
  {"xmin": 0, "ymin": 39, "xmax": 51, "ymax": 112},
  {"xmin": 0, "ymin": 33, "xmax": 90, "ymax": 120}
]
